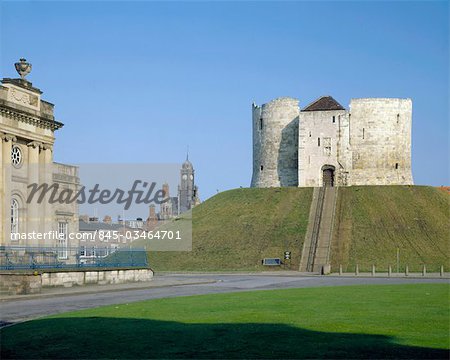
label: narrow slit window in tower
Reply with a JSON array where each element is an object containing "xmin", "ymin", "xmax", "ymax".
[
  {"xmin": 332, "ymin": 116, "xmax": 335, "ymax": 123},
  {"xmin": 362, "ymin": 128, "xmax": 365, "ymax": 139},
  {"xmin": 318, "ymin": 138, "xmax": 320, "ymax": 146},
  {"xmin": 348, "ymin": 114, "xmax": 351, "ymax": 145},
  {"xmin": 260, "ymin": 165, "xmax": 263, "ymax": 171},
  {"xmin": 397, "ymin": 114, "xmax": 400, "ymax": 123},
  {"xmin": 260, "ymin": 118, "xmax": 263, "ymax": 130},
  {"xmin": 395, "ymin": 163, "xmax": 399, "ymax": 169}
]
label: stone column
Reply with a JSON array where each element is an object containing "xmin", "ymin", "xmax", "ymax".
[
  {"xmin": 2, "ymin": 134, "xmax": 16, "ymax": 244},
  {"xmin": 27, "ymin": 141, "xmax": 41, "ymax": 245},
  {"xmin": 40, "ymin": 144, "xmax": 53, "ymax": 246}
]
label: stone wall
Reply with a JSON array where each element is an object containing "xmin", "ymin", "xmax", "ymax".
[
  {"xmin": 251, "ymin": 97, "xmax": 299, "ymax": 187},
  {"xmin": 299, "ymin": 109, "xmax": 348, "ymax": 187},
  {"xmin": 41, "ymin": 268, "xmax": 153, "ymax": 287},
  {"xmin": 0, "ymin": 273, "xmax": 42, "ymax": 295},
  {"xmin": 251, "ymin": 96, "xmax": 413, "ymax": 188},
  {"xmin": 348, "ymin": 98, "xmax": 413, "ymax": 185},
  {"xmin": 0, "ymin": 268, "xmax": 153, "ymax": 295}
]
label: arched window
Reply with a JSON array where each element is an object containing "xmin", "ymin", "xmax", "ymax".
[{"xmin": 11, "ymin": 198, "xmax": 19, "ymax": 234}]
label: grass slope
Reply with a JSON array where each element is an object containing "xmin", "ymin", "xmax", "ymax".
[
  {"xmin": 147, "ymin": 187, "xmax": 313, "ymax": 271},
  {"xmin": 141, "ymin": 185, "xmax": 447, "ymax": 272},
  {"xmin": 332, "ymin": 186, "xmax": 450, "ymax": 272},
  {"xmin": 1, "ymin": 284, "xmax": 448, "ymax": 359}
]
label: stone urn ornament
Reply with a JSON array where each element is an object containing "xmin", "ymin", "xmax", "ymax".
[{"xmin": 14, "ymin": 58, "xmax": 32, "ymax": 79}]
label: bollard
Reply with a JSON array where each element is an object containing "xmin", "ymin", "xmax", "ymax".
[
  {"xmin": 422, "ymin": 264, "xmax": 426, "ymax": 277},
  {"xmin": 405, "ymin": 265, "xmax": 409, "ymax": 277},
  {"xmin": 355, "ymin": 264, "xmax": 359, "ymax": 276},
  {"xmin": 322, "ymin": 264, "xmax": 331, "ymax": 275},
  {"xmin": 371, "ymin": 265, "xmax": 376, "ymax": 276},
  {"xmin": 339, "ymin": 264, "xmax": 342, "ymax": 276},
  {"xmin": 440, "ymin": 265, "xmax": 444, "ymax": 277},
  {"xmin": 388, "ymin": 265, "xmax": 392, "ymax": 277}
]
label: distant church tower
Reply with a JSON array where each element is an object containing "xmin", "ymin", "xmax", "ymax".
[{"xmin": 178, "ymin": 153, "xmax": 200, "ymax": 214}]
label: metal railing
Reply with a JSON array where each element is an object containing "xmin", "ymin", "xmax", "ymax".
[{"xmin": 0, "ymin": 246, "xmax": 148, "ymax": 270}]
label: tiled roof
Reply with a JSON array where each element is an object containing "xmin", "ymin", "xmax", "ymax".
[{"xmin": 302, "ymin": 96, "xmax": 345, "ymax": 112}]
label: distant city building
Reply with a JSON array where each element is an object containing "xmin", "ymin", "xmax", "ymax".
[
  {"xmin": 178, "ymin": 156, "xmax": 200, "ymax": 214},
  {"xmin": 125, "ymin": 218, "xmax": 144, "ymax": 229},
  {"xmin": 146, "ymin": 157, "xmax": 200, "ymax": 223},
  {"xmin": 159, "ymin": 182, "xmax": 178, "ymax": 220},
  {"xmin": 146, "ymin": 204, "xmax": 158, "ymax": 231},
  {"xmin": 78, "ymin": 218, "xmax": 135, "ymax": 263}
]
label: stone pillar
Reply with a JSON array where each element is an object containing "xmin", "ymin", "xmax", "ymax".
[
  {"xmin": 27, "ymin": 141, "xmax": 41, "ymax": 245},
  {"xmin": 40, "ymin": 144, "xmax": 53, "ymax": 246},
  {"xmin": 2, "ymin": 134, "xmax": 16, "ymax": 244}
]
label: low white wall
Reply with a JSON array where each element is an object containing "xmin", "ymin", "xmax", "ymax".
[
  {"xmin": 1, "ymin": 268, "xmax": 153, "ymax": 295},
  {"xmin": 41, "ymin": 268, "xmax": 153, "ymax": 287}
]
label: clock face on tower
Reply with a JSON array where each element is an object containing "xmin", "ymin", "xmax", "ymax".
[
  {"xmin": 190, "ymin": 175, "xmax": 194, "ymax": 180},
  {"xmin": 182, "ymin": 174, "xmax": 187, "ymax": 180}
]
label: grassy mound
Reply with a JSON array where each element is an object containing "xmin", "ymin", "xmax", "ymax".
[
  {"xmin": 1, "ymin": 284, "xmax": 448, "ymax": 358},
  {"xmin": 140, "ymin": 185, "xmax": 448, "ymax": 272},
  {"xmin": 147, "ymin": 187, "xmax": 313, "ymax": 271},
  {"xmin": 331, "ymin": 186, "xmax": 449, "ymax": 272}
]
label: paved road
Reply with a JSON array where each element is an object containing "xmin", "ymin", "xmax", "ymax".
[{"xmin": 1, "ymin": 274, "xmax": 448, "ymax": 325}]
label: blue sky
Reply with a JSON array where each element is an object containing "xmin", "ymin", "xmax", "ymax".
[{"xmin": 1, "ymin": 1, "xmax": 448, "ymax": 200}]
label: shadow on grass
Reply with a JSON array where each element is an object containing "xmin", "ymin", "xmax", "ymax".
[{"xmin": 1, "ymin": 317, "xmax": 448, "ymax": 359}]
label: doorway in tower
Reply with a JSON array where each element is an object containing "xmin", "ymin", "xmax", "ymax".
[{"xmin": 322, "ymin": 165, "xmax": 335, "ymax": 187}]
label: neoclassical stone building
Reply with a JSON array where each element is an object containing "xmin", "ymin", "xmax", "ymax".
[
  {"xmin": 251, "ymin": 96, "xmax": 413, "ymax": 188},
  {"xmin": 0, "ymin": 59, "xmax": 79, "ymax": 249}
]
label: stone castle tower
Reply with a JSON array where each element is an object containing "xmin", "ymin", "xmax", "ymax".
[{"xmin": 251, "ymin": 96, "xmax": 413, "ymax": 187}]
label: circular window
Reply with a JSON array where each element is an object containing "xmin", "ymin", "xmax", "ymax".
[{"xmin": 11, "ymin": 145, "xmax": 22, "ymax": 167}]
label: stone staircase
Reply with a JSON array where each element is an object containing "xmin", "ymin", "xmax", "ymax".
[{"xmin": 300, "ymin": 186, "xmax": 338, "ymax": 273}]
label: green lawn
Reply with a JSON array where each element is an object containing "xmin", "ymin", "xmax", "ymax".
[
  {"xmin": 332, "ymin": 186, "xmax": 449, "ymax": 272},
  {"xmin": 1, "ymin": 284, "xmax": 449, "ymax": 359}
]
